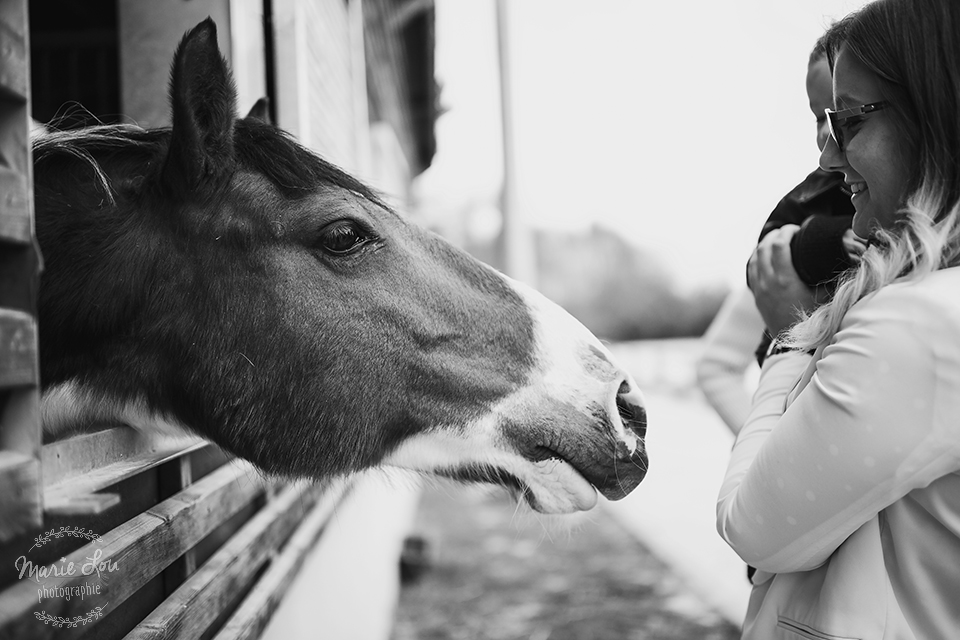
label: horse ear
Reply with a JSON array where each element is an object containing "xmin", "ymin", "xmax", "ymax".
[
  {"xmin": 245, "ymin": 97, "xmax": 273, "ymax": 125},
  {"xmin": 161, "ymin": 18, "xmax": 237, "ymax": 197}
]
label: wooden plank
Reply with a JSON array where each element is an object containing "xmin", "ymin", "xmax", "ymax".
[
  {"xmin": 45, "ymin": 492, "xmax": 121, "ymax": 516},
  {"xmin": 0, "ymin": 169, "xmax": 32, "ymax": 245},
  {"xmin": 0, "ymin": 460, "xmax": 267, "ymax": 640},
  {"xmin": 0, "ymin": 385, "xmax": 39, "ymax": 456},
  {"xmin": 159, "ymin": 455, "xmax": 196, "ymax": 593},
  {"xmin": 0, "ymin": 6, "xmax": 29, "ymax": 100},
  {"xmin": 42, "ymin": 429, "xmax": 208, "ymax": 489},
  {"xmin": 211, "ymin": 480, "xmax": 352, "ymax": 640},
  {"xmin": 124, "ymin": 479, "xmax": 348, "ymax": 640},
  {"xmin": 0, "ymin": 307, "xmax": 36, "ymax": 387},
  {"xmin": 0, "ymin": 451, "xmax": 40, "ymax": 543},
  {"xmin": 0, "ymin": 387, "xmax": 41, "ymax": 539},
  {"xmin": 44, "ymin": 431, "xmax": 207, "ymax": 516},
  {"xmin": 43, "ymin": 428, "xmax": 207, "ymax": 489}
]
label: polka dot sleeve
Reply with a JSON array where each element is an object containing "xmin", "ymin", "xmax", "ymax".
[{"xmin": 716, "ymin": 282, "xmax": 960, "ymax": 574}]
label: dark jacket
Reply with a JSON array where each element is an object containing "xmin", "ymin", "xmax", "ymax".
[
  {"xmin": 758, "ymin": 168, "xmax": 856, "ymax": 287},
  {"xmin": 753, "ymin": 168, "xmax": 856, "ymax": 364}
]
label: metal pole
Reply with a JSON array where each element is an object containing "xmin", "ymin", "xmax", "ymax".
[{"xmin": 495, "ymin": 0, "xmax": 537, "ymax": 286}]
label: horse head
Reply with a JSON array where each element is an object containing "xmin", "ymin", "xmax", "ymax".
[{"xmin": 34, "ymin": 19, "xmax": 647, "ymax": 514}]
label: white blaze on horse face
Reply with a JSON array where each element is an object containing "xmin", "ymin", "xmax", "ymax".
[
  {"xmin": 508, "ymin": 277, "xmax": 646, "ymax": 451},
  {"xmin": 383, "ymin": 275, "xmax": 647, "ymax": 515}
]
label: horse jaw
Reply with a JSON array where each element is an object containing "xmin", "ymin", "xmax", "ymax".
[
  {"xmin": 382, "ymin": 276, "xmax": 648, "ymax": 515},
  {"xmin": 383, "ymin": 425, "xmax": 599, "ymax": 513}
]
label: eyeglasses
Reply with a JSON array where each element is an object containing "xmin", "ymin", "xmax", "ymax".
[{"xmin": 824, "ymin": 101, "xmax": 889, "ymax": 152}]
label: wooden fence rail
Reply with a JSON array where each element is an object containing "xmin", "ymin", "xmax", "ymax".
[{"xmin": 0, "ymin": 435, "xmax": 352, "ymax": 640}]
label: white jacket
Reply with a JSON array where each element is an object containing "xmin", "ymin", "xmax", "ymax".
[{"xmin": 717, "ymin": 268, "xmax": 960, "ymax": 640}]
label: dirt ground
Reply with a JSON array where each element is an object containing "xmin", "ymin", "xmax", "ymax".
[{"xmin": 390, "ymin": 482, "xmax": 741, "ymax": 640}]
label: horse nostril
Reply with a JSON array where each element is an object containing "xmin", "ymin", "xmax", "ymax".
[
  {"xmin": 618, "ymin": 380, "xmax": 630, "ymax": 395},
  {"xmin": 616, "ymin": 394, "xmax": 647, "ymax": 439}
]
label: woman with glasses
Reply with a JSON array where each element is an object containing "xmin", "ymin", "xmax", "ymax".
[{"xmin": 717, "ymin": 0, "xmax": 960, "ymax": 638}]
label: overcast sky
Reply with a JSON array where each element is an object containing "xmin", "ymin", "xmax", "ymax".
[{"xmin": 415, "ymin": 0, "xmax": 872, "ymax": 291}]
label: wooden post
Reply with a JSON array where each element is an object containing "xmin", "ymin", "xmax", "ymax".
[{"xmin": 0, "ymin": 0, "xmax": 42, "ymax": 543}]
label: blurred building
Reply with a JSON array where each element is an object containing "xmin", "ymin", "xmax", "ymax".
[{"xmin": 29, "ymin": 0, "xmax": 438, "ymax": 201}]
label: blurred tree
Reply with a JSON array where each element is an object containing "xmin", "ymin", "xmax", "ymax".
[{"xmin": 533, "ymin": 226, "xmax": 728, "ymax": 341}]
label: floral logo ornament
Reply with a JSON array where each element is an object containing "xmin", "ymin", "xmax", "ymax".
[
  {"xmin": 35, "ymin": 605, "xmax": 107, "ymax": 628},
  {"xmin": 29, "ymin": 527, "xmax": 102, "ymax": 552}
]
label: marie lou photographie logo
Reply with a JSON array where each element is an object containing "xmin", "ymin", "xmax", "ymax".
[{"xmin": 12, "ymin": 526, "xmax": 120, "ymax": 629}]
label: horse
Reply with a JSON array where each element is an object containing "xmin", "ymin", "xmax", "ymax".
[{"xmin": 32, "ymin": 19, "xmax": 648, "ymax": 515}]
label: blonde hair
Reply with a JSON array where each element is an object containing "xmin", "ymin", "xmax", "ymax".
[{"xmin": 787, "ymin": 187, "xmax": 960, "ymax": 350}]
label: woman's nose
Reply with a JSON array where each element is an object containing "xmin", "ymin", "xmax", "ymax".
[
  {"xmin": 819, "ymin": 134, "xmax": 845, "ymax": 173},
  {"xmin": 816, "ymin": 121, "xmax": 830, "ymax": 152}
]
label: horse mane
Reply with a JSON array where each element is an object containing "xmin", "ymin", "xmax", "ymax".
[{"xmin": 32, "ymin": 119, "xmax": 386, "ymax": 208}]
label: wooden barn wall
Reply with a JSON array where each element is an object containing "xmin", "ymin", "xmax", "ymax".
[
  {"xmin": 117, "ymin": 0, "xmax": 232, "ymax": 128},
  {"xmin": 273, "ymin": 0, "xmax": 358, "ymax": 173},
  {"xmin": 117, "ymin": 0, "xmax": 268, "ymax": 127},
  {"xmin": 0, "ymin": 0, "xmax": 42, "ymax": 547}
]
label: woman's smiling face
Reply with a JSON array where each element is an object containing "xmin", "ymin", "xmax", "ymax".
[{"xmin": 819, "ymin": 46, "xmax": 913, "ymax": 238}]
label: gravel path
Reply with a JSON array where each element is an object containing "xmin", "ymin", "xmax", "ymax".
[{"xmin": 391, "ymin": 483, "xmax": 741, "ymax": 640}]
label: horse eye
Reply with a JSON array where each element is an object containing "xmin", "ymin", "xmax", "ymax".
[{"xmin": 317, "ymin": 220, "xmax": 371, "ymax": 255}]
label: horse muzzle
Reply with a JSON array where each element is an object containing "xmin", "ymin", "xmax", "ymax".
[
  {"xmin": 381, "ymin": 273, "xmax": 650, "ymax": 515},
  {"xmin": 496, "ymin": 374, "xmax": 648, "ymax": 514},
  {"xmin": 380, "ymin": 374, "xmax": 648, "ymax": 515}
]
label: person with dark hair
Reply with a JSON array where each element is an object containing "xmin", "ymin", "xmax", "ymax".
[
  {"xmin": 717, "ymin": 0, "xmax": 960, "ymax": 637},
  {"xmin": 750, "ymin": 32, "xmax": 864, "ymax": 363}
]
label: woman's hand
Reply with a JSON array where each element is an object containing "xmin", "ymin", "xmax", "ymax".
[{"xmin": 747, "ymin": 225, "xmax": 821, "ymax": 337}]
